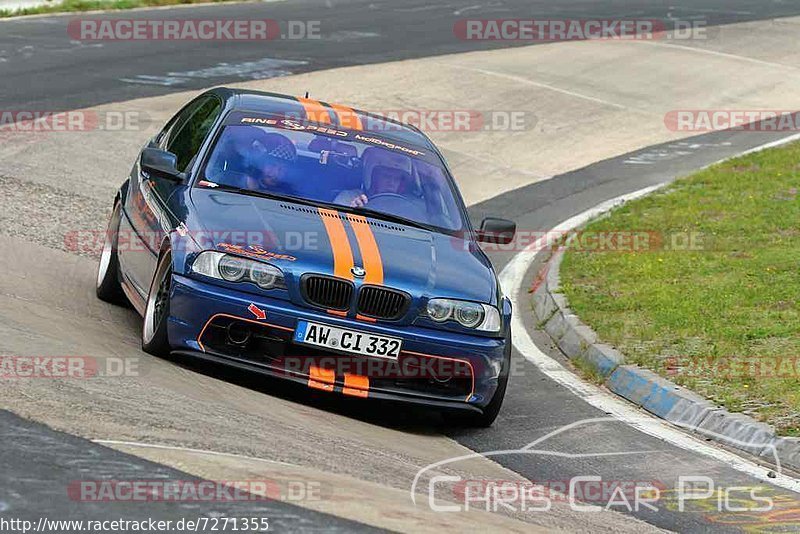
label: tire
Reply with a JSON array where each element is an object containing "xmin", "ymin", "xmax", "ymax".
[
  {"xmin": 450, "ymin": 335, "xmax": 511, "ymax": 428},
  {"xmin": 96, "ymin": 202, "xmax": 127, "ymax": 305},
  {"xmin": 142, "ymin": 249, "xmax": 173, "ymax": 357},
  {"xmin": 459, "ymin": 370, "xmax": 509, "ymax": 428}
]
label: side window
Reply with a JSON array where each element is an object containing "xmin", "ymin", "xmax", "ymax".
[
  {"xmin": 156, "ymin": 100, "xmax": 197, "ymax": 149},
  {"xmin": 165, "ymin": 96, "xmax": 222, "ymax": 172}
]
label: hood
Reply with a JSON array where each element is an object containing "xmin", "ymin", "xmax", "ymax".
[{"xmin": 187, "ymin": 189, "xmax": 497, "ymax": 304}]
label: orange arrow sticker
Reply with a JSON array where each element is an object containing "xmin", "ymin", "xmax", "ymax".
[{"xmin": 248, "ymin": 303, "xmax": 266, "ymax": 320}]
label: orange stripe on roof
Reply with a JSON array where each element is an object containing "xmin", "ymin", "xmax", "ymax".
[
  {"xmin": 297, "ymin": 97, "xmax": 332, "ymax": 124},
  {"xmin": 308, "ymin": 365, "xmax": 335, "ymax": 392},
  {"xmin": 329, "ymin": 103, "xmax": 363, "ymax": 131},
  {"xmin": 343, "ymin": 373, "xmax": 369, "ymax": 398},
  {"xmin": 318, "ymin": 208, "xmax": 355, "ymax": 280},
  {"xmin": 348, "ymin": 215, "xmax": 384, "ymax": 285}
]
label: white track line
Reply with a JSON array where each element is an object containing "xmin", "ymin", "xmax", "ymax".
[
  {"xmin": 442, "ymin": 63, "xmax": 646, "ymax": 113},
  {"xmin": 499, "ymin": 136, "xmax": 800, "ymax": 494},
  {"xmin": 636, "ymin": 40, "xmax": 800, "ymax": 72},
  {"xmin": 94, "ymin": 439, "xmax": 298, "ymax": 468}
]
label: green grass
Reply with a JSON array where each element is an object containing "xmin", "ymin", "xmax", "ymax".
[
  {"xmin": 559, "ymin": 141, "xmax": 800, "ymax": 435},
  {"xmin": 0, "ymin": 0, "xmax": 245, "ymax": 18},
  {"xmin": 571, "ymin": 357, "xmax": 607, "ymax": 385}
]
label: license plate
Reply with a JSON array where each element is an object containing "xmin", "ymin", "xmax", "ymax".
[{"xmin": 294, "ymin": 320, "xmax": 402, "ymax": 359}]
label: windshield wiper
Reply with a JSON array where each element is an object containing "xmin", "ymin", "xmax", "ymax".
[
  {"xmin": 208, "ymin": 183, "xmax": 336, "ymax": 211},
  {"xmin": 206, "ymin": 183, "xmax": 438, "ymax": 233},
  {"xmin": 348, "ymin": 206, "xmax": 437, "ymax": 233}
]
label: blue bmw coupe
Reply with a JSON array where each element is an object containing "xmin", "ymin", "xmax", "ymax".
[{"xmin": 96, "ymin": 88, "xmax": 516, "ymax": 426}]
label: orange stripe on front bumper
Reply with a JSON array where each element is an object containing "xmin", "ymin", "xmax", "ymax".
[
  {"xmin": 298, "ymin": 97, "xmax": 332, "ymax": 124},
  {"xmin": 343, "ymin": 373, "xmax": 369, "ymax": 398},
  {"xmin": 329, "ymin": 103, "xmax": 363, "ymax": 131},
  {"xmin": 349, "ymin": 214, "xmax": 384, "ymax": 285},
  {"xmin": 308, "ymin": 365, "xmax": 335, "ymax": 392},
  {"xmin": 318, "ymin": 208, "xmax": 355, "ymax": 280}
]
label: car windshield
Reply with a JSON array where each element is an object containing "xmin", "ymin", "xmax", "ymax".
[{"xmin": 201, "ymin": 124, "xmax": 465, "ymax": 233}]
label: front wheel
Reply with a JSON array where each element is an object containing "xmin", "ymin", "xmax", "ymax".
[
  {"xmin": 450, "ymin": 337, "xmax": 511, "ymax": 428},
  {"xmin": 142, "ymin": 250, "xmax": 172, "ymax": 357},
  {"xmin": 457, "ymin": 369, "xmax": 509, "ymax": 428}
]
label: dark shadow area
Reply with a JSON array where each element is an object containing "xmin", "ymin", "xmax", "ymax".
[{"xmin": 167, "ymin": 350, "xmax": 451, "ymax": 435}]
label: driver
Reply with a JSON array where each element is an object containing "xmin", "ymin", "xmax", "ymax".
[
  {"xmin": 335, "ymin": 164, "xmax": 413, "ymax": 208},
  {"xmin": 242, "ymin": 132, "xmax": 297, "ymax": 193}
]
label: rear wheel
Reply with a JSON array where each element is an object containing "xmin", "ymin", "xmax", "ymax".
[
  {"xmin": 142, "ymin": 250, "xmax": 172, "ymax": 357},
  {"xmin": 96, "ymin": 202, "xmax": 126, "ymax": 305}
]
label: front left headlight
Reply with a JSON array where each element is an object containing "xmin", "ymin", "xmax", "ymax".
[
  {"xmin": 425, "ymin": 298, "xmax": 501, "ymax": 333},
  {"xmin": 191, "ymin": 251, "xmax": 286, "ymax": 290}
]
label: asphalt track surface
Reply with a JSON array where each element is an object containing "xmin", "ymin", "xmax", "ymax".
[
  {"xmin": 2, "ymin": 0, "xmax": 800, "ymax": 111},
  {"xmin": 4, "ymin": 1, "xmax": 800, "ymax": 532}
]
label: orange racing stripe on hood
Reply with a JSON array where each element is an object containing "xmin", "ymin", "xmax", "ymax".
[
  {"xmin": 348, "ymin": 214, "xmax": 384, "ymax": 285},
  {"xmin": 318, "ymin": 208, "xmax": 355, "ymax": 280}
]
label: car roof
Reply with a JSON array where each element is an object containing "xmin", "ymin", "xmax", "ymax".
[{"xmin": 206, "ymin": 87, "xmax": 436, "ymax": 150}]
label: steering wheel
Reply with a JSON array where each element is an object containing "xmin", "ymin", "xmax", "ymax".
[
  {"xmin": 368, "ymin": 193, "xmax": 413, "ymax": 204},
  {"xmin": 208, "ymin": 170, "xmax": 252, "ymax": 189},
  {"xmin": 366, "ymin": 193, "xmax": 426, "ymax": 220}
]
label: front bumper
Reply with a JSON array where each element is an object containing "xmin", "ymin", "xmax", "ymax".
[{"xmin": 168, "ymin": 274, "xmax": 508, "ymax": 410}]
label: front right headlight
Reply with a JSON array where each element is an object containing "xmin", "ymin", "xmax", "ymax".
[
  {"xmin": 191, "ymin": 251, "xmax": 286, "ymax": 290},
  {"xmin": 425, "ymin": 298, "xmax": 501, "ymax": 333}
]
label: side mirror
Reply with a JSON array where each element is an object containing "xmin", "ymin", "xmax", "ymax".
[
  {"xmin": 141, "ymin": 147, "xmax": 181, "ymax": 181},
  {"xmin": 477, "ymin": 217, "xmax": 516, "ymax": 245}
]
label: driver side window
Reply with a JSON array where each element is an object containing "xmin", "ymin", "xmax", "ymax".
[{"xmin": 160, "ymin": 96, "xmax": 222, "ymax": 173}]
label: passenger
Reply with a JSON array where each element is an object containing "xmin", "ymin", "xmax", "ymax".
[
  {"xmin": 335, "ymin": 164, "xmax": 414, "ymax": 208},
  {"xmin": 210, "ymin": 127, "xmax": 297, "ymax": 194},
  {"xmin": 242, "ymin": 132, "xmax": 297, "ymax": 193}
]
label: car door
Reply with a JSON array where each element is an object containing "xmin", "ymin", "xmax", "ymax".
[{"xmin": 119, "ymin": 95, "xmax": 222, "ymax": 300}]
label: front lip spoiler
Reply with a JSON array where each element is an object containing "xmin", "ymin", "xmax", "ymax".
[{"xmin": 170, "ymin": 349, "xmax": 483, "ymax": 414}]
